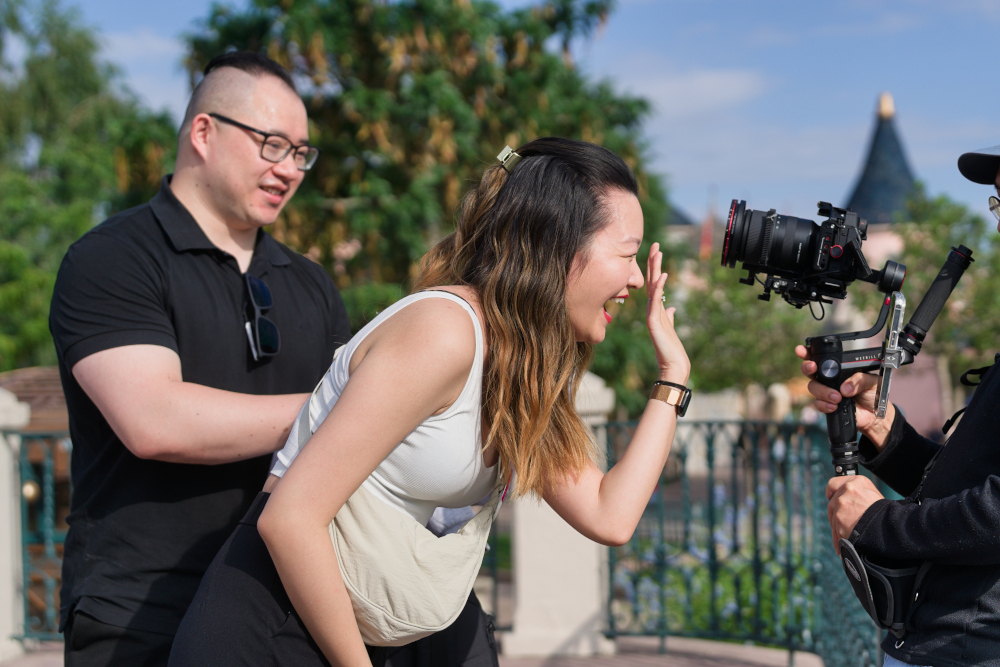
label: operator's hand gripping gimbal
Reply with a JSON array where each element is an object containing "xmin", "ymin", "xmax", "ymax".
[{"xmin": 808, "ymin": 245, "xmax": 974, "ymax": 475}]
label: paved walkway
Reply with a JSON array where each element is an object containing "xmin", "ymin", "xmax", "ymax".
[
  {"xmin": 0, "ymin": 638, "xmax": 824, "ymax": 667},
  {"xmin": 0, "ymin": 646, "xmax": 61, "ymax": 667},
  {"xmin": 500, "ymin": 637, "xmax": 824, "ymax": 667}
]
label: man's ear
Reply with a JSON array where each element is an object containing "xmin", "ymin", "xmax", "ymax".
[{"xmin": 187, "ymin": 113, "xmax": 213, "ymax": 161}]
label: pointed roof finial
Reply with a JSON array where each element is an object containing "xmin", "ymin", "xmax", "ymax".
[
  {"xmin": 878, "ymin": 92, "xmax": 895, "ymax": 119},
  {"xmin": 846, "ymin": 92, "xmax": 915, "ymax": 224}
]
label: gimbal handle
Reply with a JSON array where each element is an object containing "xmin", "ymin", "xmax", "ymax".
[
  {"xmin": 808, "ymin": 245, "xmax": 974, "ymax": 477},
  {"xmin": 808, "ymin": 338, "xmax": 883, "ymax": 475}
]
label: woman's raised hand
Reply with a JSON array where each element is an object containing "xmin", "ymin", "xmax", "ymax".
[{"xmin": 646, "ymin": 242, "xmax": 690, "ymax": 384}]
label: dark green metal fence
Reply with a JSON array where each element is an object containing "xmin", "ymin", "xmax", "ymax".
[
  {"xmin": 7, "ymin": 431, "xmax": 71, "ymax": 641},
  {"xmin": 600, "ymin": 420, "xmax": 885, "ymax": 667},
  {"xmin": 6, "ymin": 423, "xmax": 885, "ymax": 663}
]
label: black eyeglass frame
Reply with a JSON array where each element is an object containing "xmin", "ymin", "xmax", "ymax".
[
  {"xmin": 209, "ymin": 113, "xmax": 320, "ymax": 171},
  {"xmin": 244, "ymin": 273, "xmax": 281, "ymax": 359},
  {"xmin": 990, "ymin": 185, "xmax": 1000, "ymax": 223}
]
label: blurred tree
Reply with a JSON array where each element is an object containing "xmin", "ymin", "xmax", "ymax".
[
  {"xmin": 894, "ymin": 185, "xmax": 1000, "ymax": 384},
  {"xmin": 0, "ymin": 0, "xmax": 177, "ymax": 371},
  {"xmin": 185, "ymin": 0, "xmax": 673, "ymax": 415},
  {"xmin": 678, "ymin": 254, "xmax": 817, "ymax": 393}
]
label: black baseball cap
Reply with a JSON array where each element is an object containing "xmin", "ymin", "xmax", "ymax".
[{"xmin": 958, "ymin": 144, "xmax": 1000, "ymax": 185}]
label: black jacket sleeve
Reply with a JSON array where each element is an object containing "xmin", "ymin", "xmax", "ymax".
[
  {"xmin": 850, "ymin": 405, "xmax": 1000, "ymax": 565},
  {"xmin": 851, "ymin": 476, "xmax": 1000, "ymax": 566},
  {"xmin": 858, "ymin": 406, "xmax": 941, "ymax": 498}
]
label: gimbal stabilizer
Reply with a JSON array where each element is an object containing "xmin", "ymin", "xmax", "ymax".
[{"xmin": 808, "ymin": 245, "xmax": 974, "ymax": 476}]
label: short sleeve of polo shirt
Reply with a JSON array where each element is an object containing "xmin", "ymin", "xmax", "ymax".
[{"xmin": 50, "ymin": 230, "xmax": 177, "ymax": 369}]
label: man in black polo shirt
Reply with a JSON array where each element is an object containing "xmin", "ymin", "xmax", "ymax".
[{"xmin": 49, "ymin": 52, "xmax": 351, "ymax": 665}]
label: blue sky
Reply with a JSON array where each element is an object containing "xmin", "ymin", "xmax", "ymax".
[{"xmin": 63, "ymin": 0, "xmax": 1000, "ymax": 224}]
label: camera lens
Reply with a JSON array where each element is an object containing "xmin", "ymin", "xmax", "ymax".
[
  {"xmin": 721, "ymin": 199, "xmax": 818, "ymax": 274},
  {"xmin": 721, "ymin": 200, "xmax": 747, "ymax": 268}
]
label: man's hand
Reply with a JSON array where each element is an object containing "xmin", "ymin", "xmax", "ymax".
[
  {"xmin": 826, "ymin": 475, "xmax": 884, "ymax": 555},
  {"xmin": 794, "ymin": 345, "xmax": 895, "ymax": 451}
]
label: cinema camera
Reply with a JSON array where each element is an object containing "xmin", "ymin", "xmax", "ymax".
[
  {"xmin": 720, "ymin": 198, "xmax": 973, "ymax": 474},
  {"xmin": 721, "ymin": 200, "xmax": 908, "ymax": 308},
  {"xmin": 720, "ymin": 198, "xmax": 977, "ymax": 639}
]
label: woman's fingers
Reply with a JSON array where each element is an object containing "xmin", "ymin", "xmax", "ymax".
[
  {"xmin": 642, "ymin": 243, "xmax": 689, "ymax": 378},
  {"xmin": 646, "ymin": 242, "xmax": 662, "ymax": 301},
  {"xmin": 654, "ymin": 272, "xmax": 667, "ymax": 305},
  {"xmin": 646, "ymin": 273, "xmax": 670, "ymax": 327}
]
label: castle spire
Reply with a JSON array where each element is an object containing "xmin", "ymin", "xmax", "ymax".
[{"xmin": 845, "ymin": 92, "xmax": 916, "ymax": 224}]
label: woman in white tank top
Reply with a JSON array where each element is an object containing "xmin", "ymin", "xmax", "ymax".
[{"xmin": 169, "ymin": 138, "xmax": 691, "ymax": 667}]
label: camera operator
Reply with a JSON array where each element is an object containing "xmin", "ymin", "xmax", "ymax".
[{"xmin": 796, "ymin": 144, "xmax": 1000, "ymax": 667}]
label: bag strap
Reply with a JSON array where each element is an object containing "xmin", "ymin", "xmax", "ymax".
[
  {"xmin": 297, "ymin": 348, "xmax": 344, "ymax": 449},
  {"xmin": 943, "ymin": 352, "xmax": 999, "ymax": 434}
]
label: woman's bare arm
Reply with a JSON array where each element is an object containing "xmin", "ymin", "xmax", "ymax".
[
  {"xmin": 545, "ymin": 242, "xmax": 690, "ymax": 546},
  {"xmin": 543, "ymin": 391, "xmax": 683, "ymax": 546},
  {"xmin": 256, "ymin": 299, "xmax": 476, "ymax": 666}
]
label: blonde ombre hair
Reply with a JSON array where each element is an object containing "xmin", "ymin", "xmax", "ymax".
[{"xmin": 414, "ymin": 137, "xmax": 639, "ymax": 498}]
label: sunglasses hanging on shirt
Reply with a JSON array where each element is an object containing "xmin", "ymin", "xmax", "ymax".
[{"xmin": 244, "ymin": 273, "xmax": 280, "ymax": 360}]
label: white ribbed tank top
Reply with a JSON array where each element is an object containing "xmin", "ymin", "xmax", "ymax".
[{"xmin": 270, "ymin": 291, "xmax": 497, "ymax": 526}]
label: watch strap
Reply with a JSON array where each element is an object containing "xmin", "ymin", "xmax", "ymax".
[{"xmin": 650, "ymin": 381, "xmax": 691, "ymax": 417}]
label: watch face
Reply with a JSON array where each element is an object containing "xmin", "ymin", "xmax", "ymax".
[{"xmin": 678, "ymin": 389, "xmax": 691, "ymax": 418}]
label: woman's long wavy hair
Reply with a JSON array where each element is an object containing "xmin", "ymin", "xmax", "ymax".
[{"xmin": 413, "ymin": 137, "xmax": 639, "ymax": 498}]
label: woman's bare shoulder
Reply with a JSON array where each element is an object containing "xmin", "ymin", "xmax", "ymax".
[{"xmin": 361, "ymin": 293, "xmax": 478, "ymax": 373}]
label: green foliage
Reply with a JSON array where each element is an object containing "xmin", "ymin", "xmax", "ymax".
[
  {"xmin": 895, "ymin": 184, "xmax": 1000, "ymax": 382},
  {"xmin": 185, "ymin": 0, "xmax": 670, "ymax": 412},
  {"xmin": 338, "ymin": 280, "xmax": 405, "ymax": 333},
  {"xmin": 0, "ymin": 0, "xmax": 177, "ymax": 371}
]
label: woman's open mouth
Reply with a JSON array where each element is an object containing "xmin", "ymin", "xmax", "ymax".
[{"xmin": 604, "ymin": 296, "xmax": 627, "ymax": 323}]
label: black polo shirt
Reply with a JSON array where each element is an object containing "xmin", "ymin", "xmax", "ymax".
[{"xmin": 50, "ymin": 177, "xmax": 351, "ymax": 634}]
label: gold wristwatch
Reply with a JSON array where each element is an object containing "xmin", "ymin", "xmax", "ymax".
[{"xmin": 650, "ymin": 381, "xmax": 692, "ymax": 417}]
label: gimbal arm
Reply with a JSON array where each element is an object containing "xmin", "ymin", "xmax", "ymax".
[{"xmin": 808, "ymin": 245, "xmax": 974, "ymax": 476}]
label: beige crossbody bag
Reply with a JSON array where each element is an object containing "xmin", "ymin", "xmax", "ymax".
[{"xmin": 294, "ymin": 366, "xmax": 507, "ymax": 647}]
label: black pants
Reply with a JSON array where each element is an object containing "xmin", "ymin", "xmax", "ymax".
[
  {"xmin": 168, "ymin": 493, "xmax": 387, "ymax": 667},
  {"xmin": 384, "ymin": 592, "xmax": 499, "ymax": 667},
  {"xmin": 64, "ymin": 609, "xmax": 174, "ymax": 667}
]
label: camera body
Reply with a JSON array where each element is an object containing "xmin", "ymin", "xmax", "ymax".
[{"xmin": 722, "ymin": 200, "xmax": 885, "ymax": 308}]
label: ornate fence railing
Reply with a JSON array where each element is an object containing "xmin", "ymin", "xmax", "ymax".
[
  {"xmin": 4, "ymin": 430, "xmax": 71, "ymax": 641},
  {"xmin": 600, "ymin": 420, "xmax": 885, "ymax": 667},
  {"xmin": 5, "ymin": 422, "xmax": 885, "ymax": 662}
]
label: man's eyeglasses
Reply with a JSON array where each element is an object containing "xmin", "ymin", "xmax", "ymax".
[
  {"xmin": 990, "ymin": 185, "xmax": 1000, "ymax": 222},
  {"xmin": 244, "ymin": 273, "xmax": 280, "ymax": 360},
  {"xmin": 210, "ymin": 113, "xmax": 320, "ymax": 171}
]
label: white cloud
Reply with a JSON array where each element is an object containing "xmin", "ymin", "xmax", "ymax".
[
  {"xmin": 125, "ymin": 73, "xmax": 190, "ymax": 121},
  {"xmin": 98, "ymin": 28, "xmax": 189, "ymax": 123},
  {"xmin": 897, "ymin": 115, "xmax": 1000, "ymax": 170},
  {"xmin": 642, "ymin": 68, "xmax": 769, "ymax": 121},
  {"xmin": 849, "ymin": 0, "xmax": 1000, "ymax": 21},
  {"xmin": 814, "ymin": 10, "xmax": 926, "ymax": 37},
  {"xmin": 102, "ymin": 29, "xmax": 185, "ymax": 62},
  {"xmin": 744, "ymin": 25, "xmax": 801, "ymax": 48},
  {"xmin": 600, "ymin": 54, "xmax": 769, "ymax": 122}
]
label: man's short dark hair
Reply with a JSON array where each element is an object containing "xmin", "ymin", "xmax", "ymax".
[{"xmin": 202, "ymin": 51, "xmax": 296, "ymax": 94}]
